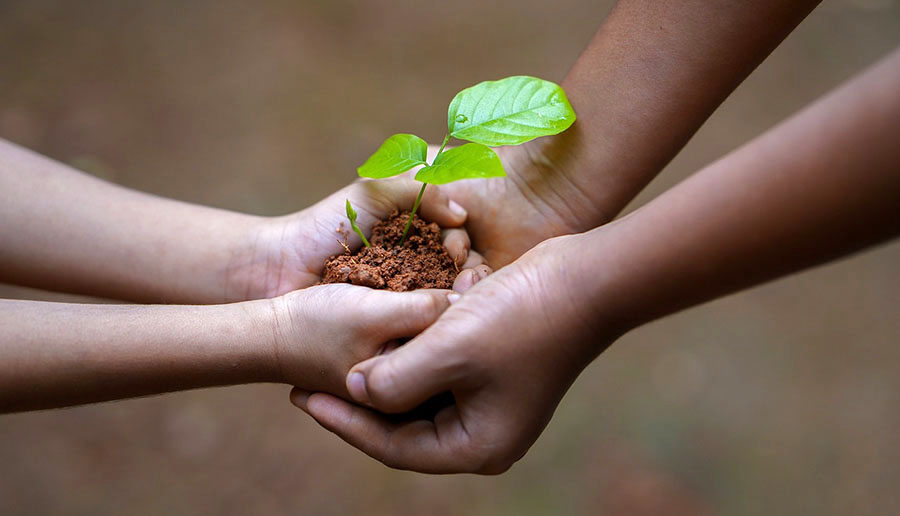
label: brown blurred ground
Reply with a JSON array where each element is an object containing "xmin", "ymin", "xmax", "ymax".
[{"xmin": 1, "ymin": 1, "xmax": 898, "ymax": 514}]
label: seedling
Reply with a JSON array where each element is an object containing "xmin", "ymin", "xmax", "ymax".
[
  {"xmin": 345, "ymin": 199, "xmax": 370, "ymax": 248},
  {"xmin": 350, "ymin": 75, "xmax": 577, "ymax": 245}
]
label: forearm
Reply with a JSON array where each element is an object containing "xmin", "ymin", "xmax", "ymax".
[
  {"xmin": 0, "ymin": 139, "xmax": 262, "ymax": 303},
  {"xmin": 582, "ymin": 49, "xmax": 900, "ymax": 335},
  {"xmin": 0, "ymin": 298, "xmax": 278, "ymax": 412},
  {"xmin": 520, "ymin": 0, "xmax": 821, "ymax": 228}
]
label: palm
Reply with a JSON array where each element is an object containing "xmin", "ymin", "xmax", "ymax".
[{"xmin": 225, "ymin": 178, "xmax": 471, "ymax": 300}]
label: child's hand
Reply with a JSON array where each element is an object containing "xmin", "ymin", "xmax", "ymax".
[
  {"xmin": 267, "ymin": 283, "xmax": 456, "ymax": 397},
  {"xmin": 225, "ymin": 177, "xmax": 489, "ymax": 301}
]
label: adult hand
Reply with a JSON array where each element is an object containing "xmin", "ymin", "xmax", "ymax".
[
  {"xmin": 435, "ymin": 143, "xmax": 601, "ymax": 268},
  {"xmin": 290, "ymin": 232, "xmax": 619, "ymax": 473},
  {"xmin": 292, "ymin": 46, "xmax": 900, "ymax": 473},
  {"xmin": 409, "ymin": 0, "xmax": 822, "ymax": 269}
]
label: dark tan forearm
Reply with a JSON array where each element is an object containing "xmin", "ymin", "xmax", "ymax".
[
  {"xmin": 583, "ymin": 48, "xmax": 900, "ymax": 334},
  {"xmin": 525, "ymin": 0, "xmax": 821, "ymax": 228}
]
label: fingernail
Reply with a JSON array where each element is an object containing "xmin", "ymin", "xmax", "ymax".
[
  {"xmin": 449, "ymin": 200, "xmax": 467, "ymax": 218},
  {"xmin": 447, "ymin": 292, "xmax": 461, "ymax": 304},
  {"xmin": 290, "ymin": 389, "xmax": 310, "ymax": 410},
  {"xmin": 347, "ymin": 372, "xmax": 370, "ymax": 404}
]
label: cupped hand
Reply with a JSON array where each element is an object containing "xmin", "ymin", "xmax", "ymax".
[
  {"xmin": 290, "ymin": 232, "xmax": 622, "ymax": 474},
  {"xmin": 434, "ymin": 142, "xmax": 606, "ymax": 268},
  {"xmin": 267, "ymin": 283, "xmax": 458, "ymax": 398},
  {"xmin": 224, "ymin": 177, "xmax": 488, "ymax": 301}
]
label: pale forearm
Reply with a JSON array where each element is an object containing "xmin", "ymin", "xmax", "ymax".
[
  {"xmin": 521, "ymin": 0, "xmax": 821, "ymax": 228},
  {"xmin": 0, "ymin": 139, "xmax": 262, "ymax": 303},
  {"xmin": 0, "ymin": 298, "xmax": 277, "ymax": 412},
  {"xmin": 584, "ymin": 49, "xmax": 900, "ymax": 334}
]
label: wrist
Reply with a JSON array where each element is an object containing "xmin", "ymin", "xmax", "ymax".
[
  {"xmin": 221, "ymin": 215, "xmax": 286, "ymax": 302},
  {"xmin": 234, "ymin": 296, "xmax": 290, "ymax": 384},
  {"xmin": 510, "ymin": 232, "xmax": 628, "ymax": 369},
  {"xmin": 134, "ymin": 202, "xmax": 266, "ymax": 304},
  {"xmin": 573, "ymin": 217, "xmax": 676, "ymax": 341},
  {"xmin": 499, "ymin": 139, "xmax": 610, "ymax": 236}
]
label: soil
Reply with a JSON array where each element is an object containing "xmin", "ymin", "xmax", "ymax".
[{"xmin": 319, "ymin": 210, "xmax": 457, "ymax": 292}]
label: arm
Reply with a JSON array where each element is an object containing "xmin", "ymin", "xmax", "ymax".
[
  {"xmin": 293, "ymin": 48, "xmax": 900, "ymax": 473},
  {"xmin": 445, "ymin": 0, "xmax": 822, "ymax": 266},
  {"xmin": 0, "ymin": 141, "xmax": 471, "ymax": 302},
  {"xmin": 582, "ymin": 46, "xmax": 900, "ymax": 330},
  {"xmin": 0, "ymin": 140, "xmax": 259, "ymax": 303},
  {"xmin": 0, "ymin": 298, "xmax": 275, "ymax": 412},
  {"xmin": 0, "ymin": 284, "xmax": 453, "ymax": 413}
]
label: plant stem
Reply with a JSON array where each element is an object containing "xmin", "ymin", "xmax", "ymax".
[
  {"xmin": 353, "ymin": 225, "xmax": 371, "ymax": 248},
  {"xmin": 435, "ymin": 133, "xmax": 451, "ymax": 157},
  {"xmin": 398, "ymin": 134, "xmax": 451, "ymax": 245},
  {"xmin": 399, "ymin": 183, "xmax": 427, "ymax": 245}
]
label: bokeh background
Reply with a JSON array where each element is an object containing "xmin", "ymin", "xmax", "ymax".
[{"xmin": 1, "ymin": 1, "xmax": 899, "ymax": 514}]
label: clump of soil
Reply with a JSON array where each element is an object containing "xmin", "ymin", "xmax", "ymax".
[{"xmin": 320, "ymin": 210, "xmax": 457, "ymax": 292}]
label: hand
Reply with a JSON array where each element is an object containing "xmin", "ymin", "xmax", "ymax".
[
  {"xmin": 269, "ymin": 283, "xmax": 458, "ymax": 398},
  {"xmin": 224, "ymin": 177, "xmax": 488, "ymax": 301},
  {"xmin": 435, "ymin": 143, "xmax": 604, "ymax": 268},
  {"xmin": 289, "ymin": 233, "xmax": 622, "ymax": 473}
]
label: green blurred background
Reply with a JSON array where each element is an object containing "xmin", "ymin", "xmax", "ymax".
[{"xmin": 1, "ymin": 1, "xmax": 898, "ymax": 514}]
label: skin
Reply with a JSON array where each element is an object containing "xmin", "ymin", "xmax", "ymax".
[
  {"xmin": 438, "ymin": 0, "xmax": 822, "ymax": 267},
  {"xmin": 0, "ymin": 132, "xmax": 487, "ymax": 411},
  {"xmin": 292, "ymin": 48, "xmax": 900, "ymax": 474},
  {"xmin": 0, "ymin": 0, "xmax": 835, "ymax": 453},
  {"xmin": 0, "ymin": 138, "xmax": 482, "ymax": 303},
  {"xmin": 0, "ymin": 284, "xmax": 456, "ymax": 413}
]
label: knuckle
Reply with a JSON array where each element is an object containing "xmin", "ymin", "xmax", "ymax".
[
  {"xmin": 425, "ymin": 184, "xmax": 448, "ymax": 203},
  {"xmin": 410, "ymin": 292, "xmax": 446, "ymax": 328},
  {"xmin": 474, "ymin": 448, "xmax": 518, "ymax": 476},
  {"xmin": 366, "ymin": 360, "xmax": 403, "ymax": 410}
]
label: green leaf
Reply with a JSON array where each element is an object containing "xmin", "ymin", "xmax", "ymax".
[
  {"xmin": 415, "ymin": 143, "xmax": 506, "ymax": 185},
  {"xmin": 345, "ymin": 199, "xmax": 357, "ymax": 223},
  {"xmin": 357, "ymin": 134, "xmax": 428, "ymax": 178},
  {"xmin": 448, "ymin": 76, "xmax": 576, "ymax": 147}
]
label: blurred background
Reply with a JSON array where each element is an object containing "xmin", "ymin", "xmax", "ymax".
[{"xmin": 1, "ymin": 0, "xmax": 898, "ymax": 514}]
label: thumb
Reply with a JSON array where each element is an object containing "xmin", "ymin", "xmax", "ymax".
[
  {"xmin": 417, "ymin": 183, "xmax": 467, "ymax": 229},
  {"xmin": 346, "ymin": 326, "xmax": 463, "ymax": 414}
]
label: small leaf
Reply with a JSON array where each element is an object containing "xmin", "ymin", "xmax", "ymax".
[
  {"xmin": 345, "ymin": 199, "xmax": 370, "ymax": 248},
  {"xmin": 345, "ymin": 199, "xmax": 357, "ymax": 223},
  {"xmin": 357, "ymin": 134, "xmax": 428, "ymax": 178},
  {"xmin": 415, "ymin": 144, "xmax": 506, "ymax": 185},
  {"xmin": 448, "ymin": 76, "xmax": 576, "ymax": 147}
]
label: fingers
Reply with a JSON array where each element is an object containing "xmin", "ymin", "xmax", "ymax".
[
  {"xmin": 417, "ymin": 185, "xmax": 467, "ymax": 228},
  {"xmin": 294, "ymin": 391, "xmax": 476, "ymax": 473},
  {"xmin": 462, "ymin": 250, "xmax": 486, "ymax": 270},
  {"xmin": 289, "ymin": 387, "xmax": 311, "ymax": 411},
  {"xmin": 364, "ymin": 288, "xmax": 453, "ymax": 338},
  {"xmin": 442, "ymin": 228, "xmax": 471, "ymax": 266},
  {"xmin": 346, "ymin": 327, "xmax": 464, "ymax": 414},
  {"xmin": 452, "ymin": 263, "xmax": 492, "ymax": 293}
]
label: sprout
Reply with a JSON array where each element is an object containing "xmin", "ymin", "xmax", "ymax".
[{"xmin": 355, "ymin": 76, "xmax": 576, "ymax": 244}]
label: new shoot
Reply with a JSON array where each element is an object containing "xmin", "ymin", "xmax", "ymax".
[{"xmin": 355, "ymin": 75, "xmax": 577, "ymax": 245}]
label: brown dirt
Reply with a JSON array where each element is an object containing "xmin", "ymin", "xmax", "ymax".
[{"xmin": 319, "ymin": 210, "xmax": 457, "ymax": 291}]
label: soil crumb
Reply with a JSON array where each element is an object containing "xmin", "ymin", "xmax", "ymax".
[{"xmin": 319, "ymin": 210, "xmax": 457, "ymax": 291}]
